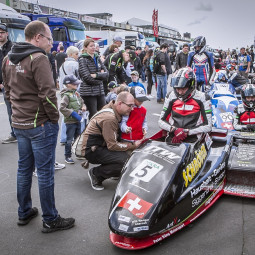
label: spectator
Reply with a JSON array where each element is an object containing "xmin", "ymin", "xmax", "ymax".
[
  {"xmin": 57, "ymin": 41, "xmax": 63, "ymax": 52},
  {"xmin": 2, "ymin": 20, "xmax": 75, "ymax": 232},
  {"xmin": 0, "ymin": 23, "xmax": 17, "ymax": 144},
  {"xmin": 128, "ymin": 70, "xmax": 146, "ymax": 92},
  {"xmin": 143, "ymin": 49, "xmax": 154, "ymax": 97},
  {"xmin": 139, "ymin": 45, "xmax": 149, "ymax": 82},
  {"xmin": 103, "ymin": 36, "xmax": 123, "ymax": 59},
  {"xmin": 237, "ymin": 47, "xmax": 251, "ymax": 79},
  {"xmin": 105, "ymin": 81, "xmax": 119, "ymax": 103},
  {"xmin": 82, "ymin": 92, "xmax": 143, "ymax": 190},
  {"xmin": 56, "ymin": 45, "xmax": 67, "ymax": 76},
  {"xmin": 60, "ymin": 75, "xmax": 86, "ymax": 164},
  {"xmin": 154, "ymin": 43, "xmax": 168, "ymax": 103},
  {"xmin": 176, "ymin": 44, "xmax": 189, "ymax": 70},
  {"xmin": 78, "ymin": 38, "xmax": 108, "ymax": 119}
]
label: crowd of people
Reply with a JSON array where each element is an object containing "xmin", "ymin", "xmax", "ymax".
[{"xmin": 1, "ymin": 19, "xmax": 255, "ymax": 233}]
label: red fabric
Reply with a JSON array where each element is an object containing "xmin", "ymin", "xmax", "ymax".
[
  {"xmin": 240, "ymin": 111, "xmax": 255, "ymax": 125},
  {"xmin": 121, "ymin": 106, "xmax": 147, "ymax": 140},
  {"xmin": 172, "ymin": 128, "xmax": 187, "ymax": 143},
  {"xmin": 172, "ymin": 98, "xmax": 201, "ymax": 116}
]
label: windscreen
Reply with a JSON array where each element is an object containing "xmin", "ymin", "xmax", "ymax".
[
  {"xmin": 7, "ymin": 28, "xmax": 25, "ymax": 42},
  {"xmin": 68, "ymin": 29, "xmax": 85, "ymax": 42}
]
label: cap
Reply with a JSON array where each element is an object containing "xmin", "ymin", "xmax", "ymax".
[
  {"xmin": 130, "ymin": 86, "xmax": 149, "ymax": 102},
  {"xmin": 113, "ymin": 36, "xmax": 123, "ymax": 42},
  {"xmin": 131, "ymin": 70, "xmax": 139, "ymax": 76},
  {"xmin": 108, "ymin": 81, "xmax": 119, "ymax": 89},
  {"xmin": 136, "ymin": 46, "xmax": 142, "ymax": 51},
  {"xmin": 63, "ymin": 74, "xmax": 81, "ymax": 85},
  {"xmin": 0, "ymin": 23, "xmax": 7, "ymax": 32}
]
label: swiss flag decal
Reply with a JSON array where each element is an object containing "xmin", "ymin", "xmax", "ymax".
[
  {"xmin": 117, "ymin": 191, "xmax": 153, "ymax": 219},
  {"xmin": 221, "ymin": 122, "xmax": 233, "ymax": 130}
]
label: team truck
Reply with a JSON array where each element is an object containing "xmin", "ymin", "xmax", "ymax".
[
  {"xmin": 0, "ymin": 3, "xmax": 30, "ymax": 42},
  {"xmin": 86, "ymin": 30, "xmax": 146, "ymax": 55},
  {"xmin": 22, "ymin": 13, "xmax": 86, "ymax": 51}
]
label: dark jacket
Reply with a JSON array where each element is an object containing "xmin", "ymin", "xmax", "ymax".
[
  {"xmin": 78, "ymin": 52, "xmax": 108, "ymax": 97},
  {"xmin": 165, "ymin": 52, "xmax": 172, "ymax": 75},
  {"xmin": 176, "ymin": 51, "xmax": 188, "ymax": 70},
  {"xmin": 2, "ymin": 42, "xmax": 59, "ymax": 129},
  {"xmin": 0, "ymin": 39, "xmax": 12, "ymax": 84},
  {"xmin": 104, "ymin": 51, "xmax": 125, "ymax": 83},
  {"xmin": 155, "ymin": 51, "xmax": 167, "ymax": 75}
]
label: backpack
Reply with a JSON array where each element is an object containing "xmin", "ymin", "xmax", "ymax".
[{"xmin": 152, "ymin": 52, "xmax": 160, "ymax": 74}]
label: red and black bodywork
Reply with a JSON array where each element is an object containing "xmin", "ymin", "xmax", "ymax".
[{"xmin": 108, "ymin": 130, "xmax": 232, "ymax": 250}]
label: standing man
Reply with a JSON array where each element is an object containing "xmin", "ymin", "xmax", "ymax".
[
  {"xmin": 187, "ymin": 36, "xmax": 214, "ymax": 91},
  {"xmin": 176, "ymin": 44, "xmax": 189, "ymax": 70},
  {"xmin": 0, "ymin": 23, "xmax": 17, "ymax": 144},
  {"xmin": 238, "ymin": 47, "xmax": 251, "ymax": 79},
  {"xmin": 103, "ymin": 36, "xmax": 123, "ymax": 59},
  {"xmin": 139, "ymin": 44, "xmax": 149, "ymax": 82},
  {"xmin": 82, "ymin": 92, "xmax": 143, "ymax": 191},
  {"xmin": 154, "ymin": 43, "xmax": 168, "ymax": 103},
  {"xmin": 55, "ymin": 45, "xmax": 67, "ymax": 77},
  {"xmin": 2, "ymin": 21, "xmax": 75, "ymax": 232}
]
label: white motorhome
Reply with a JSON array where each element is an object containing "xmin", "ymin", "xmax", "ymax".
[
  {"xmin": 0, "ymin": 3, "xmax": 30, "ymax": 42},
  {"xmin": 86, "ymin": 30, "xmax": 146, "ymax": 55}
]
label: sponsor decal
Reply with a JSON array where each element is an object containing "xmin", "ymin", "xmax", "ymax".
[
  {"xmin": 220, "ymin": 112, "xmax": 234, "ymax": 122},
  {"xmin": 118, "ymin": 224, "xmax": 129, "ymax": 232},
  {"xmin": 129, "ymin": 159, "xmax": 163, "ymax": 182},
  {"xmin": 205, "ymin": 133, "xmax": 212, "ymax": 150},
  {"xmin": 114, "ymin": 241, "xmax": 133, "ymax": 248},
  {"xmin": 133, "ymin": 226, "xmax": 149, "ymax": 232},
  {"xmin": 236, "ymin": 144, "xmax": 255, "ymax": 160},
  {"xmin": 118, "ymin": 215, "xmax": 131, "ymax": 223},
  {"xmin": 117, "ymin": 191, "xmax": 153, "ymax": 219},
  {"xmin": 176, "ymin": 104, "xmax": 194, "ymax": 111},
  {"xmin": 205, "ymin": 181, "xmax": 224, "ymax": 206},
  {"xmin": 139, "ymin": 145, "xmax": 181, "ymax": 164},
  {"xmin": 132, "ymin": 219, "xmax": 149, "ymax": 226},
  {"xmin": 183, "ymin": 144, "xmax": 207, "ymax": 187}
]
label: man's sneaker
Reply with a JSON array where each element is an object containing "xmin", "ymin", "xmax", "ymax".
[
  {"xmin": 42, "ymin": 216, "xmax": 75, "ymax": 233},
  {"xmin": 33, "ymin": 170, "xmax": 38, "ymax": 177},
  {"xmin": 2, "ymin": 135, "xmax": 17, "ymax": 144},
  {"xmin": 75, "ymin": 155, "xmax": 85, "ymax": 160},
  {"xmin": 17, "ymin": 207, "xmax": 38, "ymax": 225},
  {"xmin": 54, "ymin": 162, "xmax": 66, "ymax": 170},
  {"xmin": 60, "ymin": 142, "xmax": 65, "ymax": 146},
  {"xmin": 88, "ymin": 168, "xmax": 104, "ymax": 191},
  {"xmin": 65, "ymin": 157, "xmax": 74, "ymax": 164}
]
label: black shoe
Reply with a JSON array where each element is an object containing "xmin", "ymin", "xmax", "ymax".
[
  {"xmin": 88, "ymin": 168, "xmax": 104, "ymax": 191},
  {"xmin": 17, "ymin": 207, "xmax": 38, "ymax": 226},
  {"xmin": 42, "ymin": 216, "xmax": 75, "ymax": 233}
]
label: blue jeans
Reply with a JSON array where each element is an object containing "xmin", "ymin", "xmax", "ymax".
[
  {"xmin": 156, "ymin": 74, "xmax": 167, "ymax": 100},
  {"xmin": 14, "ymin": 121, "xmax": 59, "ymax": 222},
  {"xmin": 65, "ymin": 122, "xmax": 81, "ymax": 158}
]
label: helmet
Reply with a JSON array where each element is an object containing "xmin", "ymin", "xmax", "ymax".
[
  {"xmin": 171, "ymin": 67, "xmax": 196, "ymax": 101},
  {"xmin": 193, "ymin": 36, "xmax": 206, "ymax": 53},
  {"xmin": 241, "ymin": 84, "xmax": 255, "ymax": 109},
  {"xmin": 230, "ymin": 59, "xmax": 237, "ymax": 66},
  {"xmin": 218, "ymin": 72, "xmax": 227, "ymax": 82}
]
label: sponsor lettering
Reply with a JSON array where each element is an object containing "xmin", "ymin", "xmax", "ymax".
[
  {"xmin": 139, "ymin": 145, "xmax": 181, "ymax": 164},
  {"xmin": 118, "ymin": 224, "xmax": 129, "ymax": 232},
  {"xmin": 192, "ymin": 189, "xmax": 210, "ymax": 207},
  {"xmin": 205, "ymin": 181, "xmax": 224, "ymax": 206},
  {"xmin": 129, "ymin": 159, "xmax": 163, "ymax": 182},
  {"xmin": 118, "ymin": 215, "xmax": 131, "ymax": 223},
  {"xmin": 133, "ymin": 226, "xmax": 149, "ymax": 232},
  {"xmin": 132, "ymin": 219, "xmax": 149, "ymax": 226},
  {"xmin": 183, "ymin": 144, "xmax": 207, "ymax": 187}
]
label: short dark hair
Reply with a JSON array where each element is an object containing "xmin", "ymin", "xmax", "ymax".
[
  {"xmin": 59, "ymin": 46, "xmax": 64, "ymax": 51},
  {"xmin": 160, "ymin": 43, "xmax": 168, "ymax": 50},
  {"xmin": 240, "ymin": 47, "xmax": 245, "ymax": 50},
  {"xmin": 25, "ymin": 20, "xmax": 47, "ymax": 41},
  {"xmin": 183, "ymin": 44, "xmax": 189, "ymax": 48}
]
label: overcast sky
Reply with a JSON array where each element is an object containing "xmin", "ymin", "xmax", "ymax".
[{"xmin": 35, "ymin": 0, "xmax": 254, "ymax": 50}]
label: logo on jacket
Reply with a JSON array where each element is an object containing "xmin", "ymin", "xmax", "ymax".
[
  {"xmin": 117, "ymin": 191, "xmax": 153, "ymax": 219},
  {"xmin": 176, "ymin": 104, "xmax": 194, "ymax": 111}
]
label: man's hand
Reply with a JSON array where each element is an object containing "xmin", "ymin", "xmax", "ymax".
[
  {"xmin": 134, "ymin": 139, "xmax": 143, "ymax": 147},
  {"xmin": 142, "ymin": 128, "xmax": 147, "ymax": 137},
  {"xmin": 172, "ymin": 128, "xmax": 188, "ymax": 143},
  {"xmin": 91, "ymin": 74, "xmax": 96, "ymax": 78},
  {"xmin": 0, "ymin": 84, "xmax": 4, "ymax": 89},
  {"xmin": 82, "ymin": 105, "xmax": 87, "ymax": 112}
]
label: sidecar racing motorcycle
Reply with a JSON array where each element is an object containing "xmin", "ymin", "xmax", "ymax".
[{"xmin": 108, "ymin": 129, "xmax": 255, "ymax": 250}]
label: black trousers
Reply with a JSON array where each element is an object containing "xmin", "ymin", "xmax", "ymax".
[
  {"xmin": 146, "ymin": 70, "xmax": 153, "ymax": 94},
  {"xmin": 82, "ymin": 95, "xmax": 106, "ymax": 119},
  {"xmin": 85, "ymin": 147, "xmax": 129, "ymax": 181}
]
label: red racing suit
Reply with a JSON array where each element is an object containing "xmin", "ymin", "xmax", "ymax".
[
  {"xmin": 233, "ymin": 104, "xmax": 255, "ymax": 131},
  {"xmin": 158, "ymin": 90, "xmax": 212, "ymax": 139}
]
